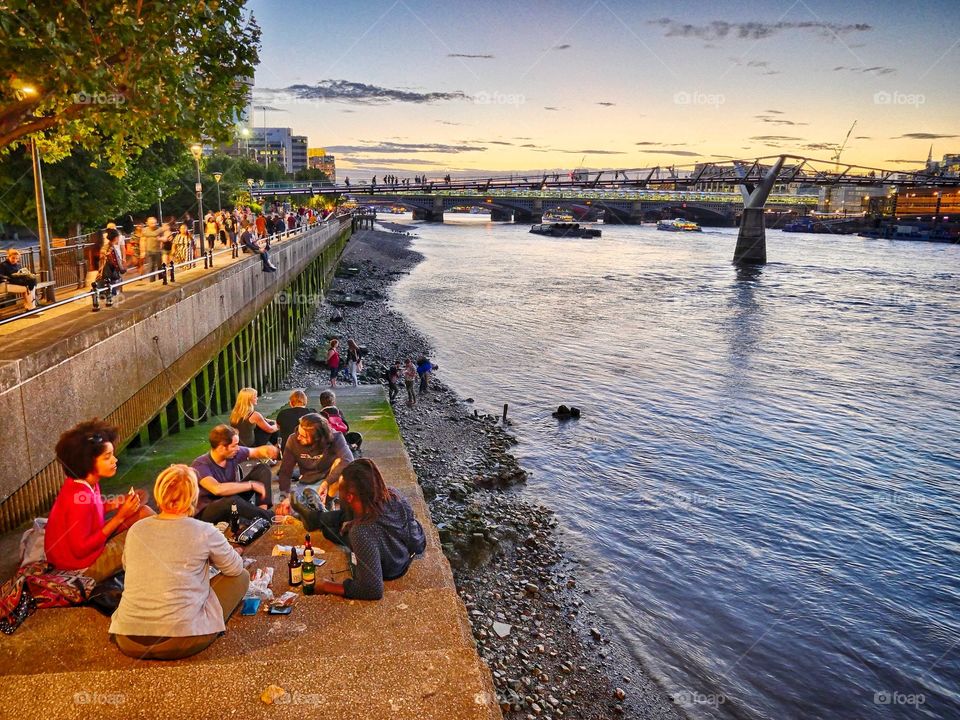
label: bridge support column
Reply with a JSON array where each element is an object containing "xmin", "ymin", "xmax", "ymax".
[
  {"xmin": 733, "ymin": 155, "xmax": 785, "ymax": 266},
  {"xmin": 490, "ymin": 209, "xmax": 512, "ymax": 222},
  {"xmin": 630, "ymin": 202, "xmax": 644, "ymax": 224},
  {"xmin": 734, "ymin": 208, "xmax": 767, "ymax": 264},
  {"xmin": 412, "ymin": 209, "xmax": 440, "ymax": 222}
]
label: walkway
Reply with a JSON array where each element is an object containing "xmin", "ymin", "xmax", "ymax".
[{"xmin": 0, "ymin": 385, "xmax": 501, "ymax": 719}]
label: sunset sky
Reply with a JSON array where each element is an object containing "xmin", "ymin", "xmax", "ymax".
[{"xmin": 250, "ymin": 0, "xmax": 960, "ymax": 178}]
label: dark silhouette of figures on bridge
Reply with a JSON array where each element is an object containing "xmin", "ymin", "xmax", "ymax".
[
  {"xmin": 344, "ymin": 177, "xmax": 350, "ymax": 187},
  {"xmin": 371, "ymin": 176, "xmax": 377, "ymax": 186},
  {"xmin": 444, "ymin": 174, "xmax": 451, "ymax": 183}
]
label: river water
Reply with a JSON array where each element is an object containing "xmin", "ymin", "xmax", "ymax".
[{"xmin": 388, "ymin": 215, "xmax": 959, "ymax": 720}]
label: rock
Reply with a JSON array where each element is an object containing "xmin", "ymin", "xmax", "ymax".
[
  {"xmin": 614, "ymin": 688, "xmax": 626, "ymax": 701},
  {"xmin": 492, "ymin": 622, "xmax": 512, "ymax": 638},
  {"xmin": 589, "ymin": 628, "xmax": 602, "ymax": 641},
  {"xmin": 525, "ymin": 582, "xmax": 539, "ymax": 595}
]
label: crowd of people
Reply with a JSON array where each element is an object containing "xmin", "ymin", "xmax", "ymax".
[
  {"xmin": 321, "ymin": 337, "xmax": 436, "ymax": 408},
  {"xmin": 31, "ymin": 385, "xmax": 425, "ymax": 660},
  {"xmin": 2, "ymin": 203, "xmax": 327, "ymax": 314}
]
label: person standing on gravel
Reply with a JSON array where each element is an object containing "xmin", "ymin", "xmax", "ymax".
[
  {"xmin": 386, "ymin": 360, "xmax": 401, "ymax": 403},
  {"xmin": 327, "ymin": 338, "xmax": 341, "ymax": 387},
  {"xmin": 346, "ymin": 338, "xmax": 362, "ymax": 387},
  {"xmin": 402, "ymin": 358, "xmax": 418, "ymax": 407}
]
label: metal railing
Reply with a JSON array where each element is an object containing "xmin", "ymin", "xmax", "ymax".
[{"xmin": 0, "ymin": 213, "xmax": 346, "ymax": 327}]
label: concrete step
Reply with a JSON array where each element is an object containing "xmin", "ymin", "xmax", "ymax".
[{"xmin": 0, "ymin": 646, "xmax": 502, "ymax": 720}]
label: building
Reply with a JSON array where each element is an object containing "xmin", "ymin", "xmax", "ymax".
[
  {"xmin": 291, "ymin": 136, "xmax": 308, "ymax": 173},
  {"xmin": 308, "ymin": 148, "xmax": 336, "ymax": 182},
  {"xmin": 247, "ymin": 127, "xmax": 295, "ymax": 173},
  {"xmin": 818, "ymin": 186, "xmax": 887, "ymax": 214},
  {"xmin": 893, "ymin": 188, "xmax": 960, "ymax": 219}
]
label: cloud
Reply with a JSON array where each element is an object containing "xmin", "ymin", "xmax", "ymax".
[
  {"xmin": 597, "ymin": 101, "xmax": 616, "ymax": 107},
  {"xmin": 553, "ymin": 44, "xmax": 572, "ymax": 50},
  {"xmin": 448, "ymin": 53, "xmax": 494, "ymax": 59},
  {"xmin": 520, "ymin": 143, "xmax": 540, "ymax": 148},
  {"xmin": 485, "ymin": 140, "xmax": 515, "ymax": 146},
  {"xmin": 344, "ymin": 157, "xmax": 445, "ymax": 167},
  {"xmin": 884, "ymin": 159, "xmax": 926, "ymax": 164},
  {"xmin": 854, "ymin": 135, "xmax": 872, "ymax": 139},
  {"xmin": 755, "ymin": 114, "xmax": 808, "ymax": 126},
  {"xmin": 436, "ymin": 120, "xmax": 464, "ymax": 126},
  {"xmin": 649, "ymin": 18, "xmax": 872, "ymax": 41},
  {"xmin": 802, "ymin": 142, "xmax": 838, "ymax": 151},
  {"xmin": 325, "ymin": 141, "xmax": 486, "ymax": 154},
  {"xmin": 257, "ymin": 80, "xmax": 468, "ymax": 105},
  {"xmin": 559, "ymin": 149, "xmax": 627, "ymax": 155},
  {"xmin": 894, "ymin": 132, "xmax": 958, "ymax": 140},
  {"xmin": 750, "ymin": 135, "xmax": 804, "ymax": 141},
  {"xmin": 765, "ymin": 109, "xmax": 784, "ymax": 114},
  {"xmin": 513, "ymin": 136, "xmax": 532, "ymax": 140},
  {"xmin": 832, "ymin": 65, "xmax": 896, "ymax": 75},
  {"xmin": 544, "ymin": 106, "xmax": 560, "ymax": 111},
  {"xmin": 638, "ymin": 149, "xmax": 701, "ymax": 157}
]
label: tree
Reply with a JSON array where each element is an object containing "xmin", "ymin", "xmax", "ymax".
[{"xmin": 0, "ymin": 1, "xmax": 260, "ymax": 173}]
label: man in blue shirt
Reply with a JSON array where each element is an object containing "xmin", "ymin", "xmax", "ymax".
[{"xmin": 191, "ymin": 424, "xmax": 279, "ymax": 525}]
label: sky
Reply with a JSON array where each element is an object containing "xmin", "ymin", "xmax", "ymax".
[{"xmin": 249, "ymin": 0, "xmax": 960, "ymax": 178}]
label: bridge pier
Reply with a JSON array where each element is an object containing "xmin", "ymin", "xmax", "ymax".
[
  {"xmin": 490, "ymin": 209, "xmax": 513, "ymax": 222},
  {"xmin": 734, "ymin": 209, "xmax": 767, "ymax": 264},
  {"xmin": 412, "ymin": 209, "xmax": 441, "ymax": 222},
  {"xmin": 513, "ymin": 209, "xmax": 541, "ymax": 224}
]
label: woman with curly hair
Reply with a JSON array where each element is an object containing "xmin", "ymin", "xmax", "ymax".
[{"xmin": 45, "ymin": 419, "xmax": 153, "ymax": 582}]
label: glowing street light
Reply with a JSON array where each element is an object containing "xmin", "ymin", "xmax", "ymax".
[
  {"xmin": 190, "ymin": 143, "xmax": 205, "ymax": 251},
  {"xmin": 18, "ymin": 83, "xmax": 54, "ymax": 301},
  {"xmin": 212, "ymin": 171, "xmax": 223, "ymax": 211}
]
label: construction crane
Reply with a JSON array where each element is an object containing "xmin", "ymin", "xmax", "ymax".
[{"xmin": 832, "ymin": 120, "xmax": 857, "ymax": 170}]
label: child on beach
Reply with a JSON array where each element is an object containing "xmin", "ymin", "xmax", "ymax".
[{"xmin": 402, "ymin": 358, "xmax": 418, "ymax": 406}]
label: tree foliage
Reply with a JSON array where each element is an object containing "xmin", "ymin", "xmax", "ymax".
[{"xmin": 0, "ymin": 0, "xmax": 260, "ymax": 173}]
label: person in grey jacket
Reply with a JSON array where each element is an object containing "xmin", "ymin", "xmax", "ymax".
[
  {"xmin": 276, "ymin": 413, "xmax": 353, "ymax": 499},
  {"xmin": 109, "ymin": 465, "xmax": 249, "ymax": 660}
]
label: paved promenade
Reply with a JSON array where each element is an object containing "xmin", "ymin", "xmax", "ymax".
[{"xmin": 0, "ymin": 385, "xmax": 501, "ymax": 719}]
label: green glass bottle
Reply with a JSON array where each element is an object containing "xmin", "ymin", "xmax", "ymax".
[{"xmin": 301, "ymin": 548, "xmax": 316, "ymax": 595}]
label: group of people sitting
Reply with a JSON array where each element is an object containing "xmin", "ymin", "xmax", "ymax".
[{"xmin": 38, "ymin": 387, "xmax": 426, "ymax": 660}]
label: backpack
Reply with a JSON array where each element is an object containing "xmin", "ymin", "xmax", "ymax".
[{"xmin": 321, "ymin": 407, "xmax": 349, "ymax": 433}]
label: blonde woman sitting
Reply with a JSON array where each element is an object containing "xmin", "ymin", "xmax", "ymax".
[
  {"xmin": 109, "ymin": 464, "xmax": 250, "ymax": 660},
  {"xmin": 231, "ymin": 387, "xmax": 279, "ymax": 448}
]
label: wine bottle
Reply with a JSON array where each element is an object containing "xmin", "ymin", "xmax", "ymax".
[
  {"xmin": 288, "ymin": 546, "xmax": 302, "ymax": 587},
  {"xmin": 229, "ymin": 503, "xmax": 240, "ymax": 537}
]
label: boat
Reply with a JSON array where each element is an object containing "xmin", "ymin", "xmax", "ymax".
[
  {"xmin": 543, "ymin": 211, "xmax": 575, "ymax": 223},
  {"xmin": 656, "ymin": 218, "xmax": 701, "ymax": 232},
  {"xmin": 529, "ymin": 222, "xmax": 601, "ymax": 238}
]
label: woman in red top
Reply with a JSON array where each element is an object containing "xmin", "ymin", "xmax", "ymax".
[{"xmin": 45, "ymin": 419, "xmax": 152, "ymax": 582}]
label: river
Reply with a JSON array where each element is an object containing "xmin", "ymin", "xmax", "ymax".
[{"xmin": 388, "ymin": 215, "xmax": 959, "ymax": 720}]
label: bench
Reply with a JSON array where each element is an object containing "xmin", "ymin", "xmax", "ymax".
[{"xmin": 0, "ymin": 278, "xmax": 55, "ymax": 316}]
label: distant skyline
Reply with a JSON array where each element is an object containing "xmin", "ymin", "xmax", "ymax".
[{"xmin": 249, "ymin": 0, "xmax": 960, "ymax": 177}]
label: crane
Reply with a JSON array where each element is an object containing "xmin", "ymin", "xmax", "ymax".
[{"xmin": 832, "ymin": 120, "xmax": 857, "ymax": 170}]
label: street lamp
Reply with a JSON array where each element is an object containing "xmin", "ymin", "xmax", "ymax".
[
  {"xmin": 19, "ymin": 84, "xmax": 55, "ymax": 301},
  {"xmin": 212, "ymin": 171, "xmax": 223, "ymax": 211},
  {"xmin": 240, "ymin": 127, "xmax": 251, "ymax": 159},
  {"xmin": 190, "ymin": 143, "xmax": 204, "ymax": 251}
]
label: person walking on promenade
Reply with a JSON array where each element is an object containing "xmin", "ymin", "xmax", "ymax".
[
  {"xmin": 44, "ymin": 419, "xmax": 154, "ymax": 582},
  {"xmin": 255, "ymin": 212, "xmax": 267, "ymax": 239},
  {"xmin": 327, "ymin": 338, "xmax": 341, "ymax": 387},
  {"xmin": 0, "ymin": 248, "xmax": 38, "ymax": 311},
  {"xmin": 403, "ymin": 358, "xmax": 418, "ymax": 407},
  {"xmin": 141, "ymin": 216, "xmax": 164, "ymax": 281},
  {"xmin": 94, "ymin": 229, "xmax": 126, "ymax": 306},
  {"xmin": 160, "ymin": 221, "xmax": 174, "ymax": 269},
  {"xmin": 109, "ymin": 464, "xmax": 250, "ymax": 661},
  {"xmin": 172, "ymin": 223, "xmax": 192, "ymax": 267},
  {"xmin": 346, "ymin": 338, "xmax": 362, "ymax": 387},
  {"xmin": 203, "ymin": 212, "xmax": 217, "ymax": 254},
  {"xmin": 190, "ymin": 424, "xmax": 279, "ymax": 525}
]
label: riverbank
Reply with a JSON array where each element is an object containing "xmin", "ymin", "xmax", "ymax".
[{"xmin": 284, "ymin": 227, "xmax": 684, "ymax": 720}]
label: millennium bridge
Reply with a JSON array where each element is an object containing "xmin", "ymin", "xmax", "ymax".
[{"xmin": 252, "ymin": 155, "xmax": 960, "ymax": 265}]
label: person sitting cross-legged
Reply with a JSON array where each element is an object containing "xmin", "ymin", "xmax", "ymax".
[
  {"xmin": 307, "ymin": 459, "xmax": 426, "ymax": 601},
  {"xmin": 191, "ymin": 424, "xmax": 279, "ymax": 525},
  {"xmin": 109, "ymin": 464, "xmax": 250, "ymax": 660}
]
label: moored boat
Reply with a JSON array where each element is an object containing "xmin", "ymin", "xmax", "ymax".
[
  {"xmin": 529, "ymin": 222, "xmax": 601, "ymax": 238},
  {"xmin": 657, "ymin": 218, "xmax": 701, "ymax": 232}
]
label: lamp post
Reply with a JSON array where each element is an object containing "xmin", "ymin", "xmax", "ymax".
[
  {"xmin": 19, "ymin": 85, "xmax": 55, "ymax": 301},
  {"xmin": 241, "ymin": 127, "xmax": 251, "ymax": 159},
  {"xmin": 190, "ymin": 143, "xmax": 204, "ymax": 251},
  {"xmin": 212, "ymin": 172, "xmax": 223, "ymax": 211},
  {"xmin": 158, "ymin": 187, "xmax": 163, "ymax": 220}
]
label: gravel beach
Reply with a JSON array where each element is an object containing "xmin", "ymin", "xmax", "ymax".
[{"xmin": 284, "ymin": 226, "xmax": 685, "ymax": 720}]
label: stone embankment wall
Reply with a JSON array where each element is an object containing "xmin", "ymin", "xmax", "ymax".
[{"xmin": 0, "ymin": 218, "xmax": 352, "ymax": 532}]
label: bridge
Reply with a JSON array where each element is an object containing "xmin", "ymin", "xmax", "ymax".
[{"xmin": 251, "ymin": 155, "xmax": 960, "ymax": 265}]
